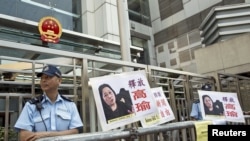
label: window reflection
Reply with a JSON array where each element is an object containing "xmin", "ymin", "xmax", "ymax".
[
  {"xmin": 128, "ymin": 0, "xmax": 151, "ymax": 26},
  {"xmin": 0, "ymin": 0, "xmax": 81, "ymax": 32}
]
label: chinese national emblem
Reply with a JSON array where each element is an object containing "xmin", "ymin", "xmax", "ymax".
[{"xmin": 38, "ymin": 16, "xmax": 62, "ymax": 43}]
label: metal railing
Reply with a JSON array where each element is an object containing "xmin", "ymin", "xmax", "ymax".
[
  {"xmin": 37, "ymin": 116, "xmax": 250, "ymax": 141},
  {"xmin": 1, "ymin": 40, "xmax": 250, "ymax": 141}
]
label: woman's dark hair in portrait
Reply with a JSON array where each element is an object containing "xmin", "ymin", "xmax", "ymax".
[
  {"xmin": 98, "ymin": 83, "xmax": 115, "ymax": 107},
  {"xmin": 202, "ymin": 94, "xmax": 224, "ymax": 115},
  {"xmin": 98, "ymin": 83, "xmax": 132, "ymax": 122}
]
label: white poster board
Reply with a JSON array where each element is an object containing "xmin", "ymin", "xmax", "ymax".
[
  {"xmin": 140, "ymin": 87, "xmax": 175, "ymax": 127},
  {"xmin": 89, "ymin": 70, "xmax": 157, "ymax": 131},
  {"xmin": 198, "ymin": 90, "xmax": 245, "ymax": 123}
]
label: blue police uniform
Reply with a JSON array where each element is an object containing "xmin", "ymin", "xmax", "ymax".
[
  {"xmin": 14, "ymin": 94, "xmax": 83, "ymax": 132},
  {"xmin": 190, "ymin": 100, "xmax": 202, "ymax": 120},
  {"xmin": 190, "ymin": 84, "xmax": 212, "ymax": 120}
]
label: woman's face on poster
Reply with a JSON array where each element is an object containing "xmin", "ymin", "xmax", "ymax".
[
  {"xmin": 204, "ymin": 96, "xmax": 213, "ymax": 108},
  {"xmin": 102, "ymin": 86, "xmax": 116, "ymax": 106}
]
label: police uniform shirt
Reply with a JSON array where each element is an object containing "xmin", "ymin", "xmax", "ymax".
[
  {"xmin": 14, "ymin": 94, "xmax": 83, "ymax": 132},
  {"xmin": 190, "ymin": 101, "xmax": 202, "ymax": 120}
]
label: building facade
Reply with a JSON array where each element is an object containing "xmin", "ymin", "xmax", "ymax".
[
  {"xmin": 0, "ymin": 0, "xmax": 155, "ymax": 65},
  {"xmin": 154, "ymin": 0, "xmax": 250, "ymax": 73}
]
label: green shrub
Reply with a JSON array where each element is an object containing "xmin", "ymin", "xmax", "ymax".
[{"xmin": 0, "ymin": 127, "xmax": 18, "ymax": 141}]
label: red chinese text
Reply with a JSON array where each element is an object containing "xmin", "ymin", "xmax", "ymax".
[
  {"xmin": 156, "ymin": 99, "xmax": 167, "ymax": 107},
  {"xmin": 160, "ymin": 109, "xmax": 170, "ymax": 117},
  {"xmin": 226, "ymin": 111, "xmax": 238, "ymax": 117},
  {"xmin": 135, "ymin": 101, "xmax": 151, "ymax": 112},
  {"xmin": 132, "ymin": 89, "xmax": 147, "ymax": 100},
  {"xmin": 225, "ymin": 104, "xmax": 235, "ymax": 110}
]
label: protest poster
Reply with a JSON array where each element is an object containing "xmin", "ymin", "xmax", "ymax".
[
  {"xmin": 198, "ymin": 90, "xmax": 245, "ymax": 123},
  {"xmin": 140, "ymin": 87, "xmax": 175, "ymax": 127},
  {"xmin": 89, "ymin": 70, "xmax": 157, "ymax": 131}
]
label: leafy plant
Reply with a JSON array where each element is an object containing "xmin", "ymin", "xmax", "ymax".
[{"xmin": 0, "ymin": 127, "xmax": 18, "ymax": 141}]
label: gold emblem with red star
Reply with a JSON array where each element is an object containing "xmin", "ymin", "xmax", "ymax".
[{"xmin": 38, "ymin": 16, "xmax": 62, "ymax": 43}]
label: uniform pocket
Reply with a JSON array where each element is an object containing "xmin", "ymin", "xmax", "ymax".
[
  {"xmin": 33, "ymin": 114, "xmax": 50, "ymax": 131},
  {"xmin": 56, "ymin": 111, "xmax": 71, "ymax": 130}
]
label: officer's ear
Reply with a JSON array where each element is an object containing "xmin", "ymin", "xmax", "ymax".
[{"xmin": 57, "ymin": 77, "xmax": 62, "ymax": 83}]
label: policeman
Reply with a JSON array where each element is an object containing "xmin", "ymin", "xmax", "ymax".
[
  {"xmin": 14, "ymin": 65, "xmax": 83, "ymax": 141},
  {"xmin": 190, "ymin": 83, "xmax": 212, "ymax": 120}
]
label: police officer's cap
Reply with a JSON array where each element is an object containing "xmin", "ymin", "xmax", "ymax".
[
  {"xmin": 201, "ymin": 84, "xmax": 211, "ymax": 91},
  {"xmin": 37, "ymin": 65, "xmax": 61, "ymax": 78}
]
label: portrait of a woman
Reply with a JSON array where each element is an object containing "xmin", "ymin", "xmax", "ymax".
[
  {"xmin": 202, "ymin": 95, "xmax": 224, "ymax": 116},
  {"xmin": 98, "ymin": 83, "xmax": 134, "ymax": 123}
]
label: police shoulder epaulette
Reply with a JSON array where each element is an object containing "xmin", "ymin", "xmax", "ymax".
[
  {"xmin": 61, "ymin": 95, "xmax": 73, "ymax": 102},
  {"xmin": 28, "ymin": 95, "xmax": 43, "ymax": 104},
  {"xmin": 193, "ymin": 99, "xmax": 200, "ymax": 104}
]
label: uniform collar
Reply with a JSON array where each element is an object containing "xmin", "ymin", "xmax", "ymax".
[{"xmin": 43, "ymin": 93, "xmax": 63, "ymax": 103}]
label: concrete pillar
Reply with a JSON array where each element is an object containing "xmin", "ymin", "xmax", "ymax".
[{"xmin": 117, "ymin": 0, "xmax": 131, "ymax": 63}]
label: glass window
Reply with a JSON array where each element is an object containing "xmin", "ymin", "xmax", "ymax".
[
  {"xmin": 128, "ymin": 0, "xmax": 151, "ymax": 26},
  {"xmin": 0, "ymin": 0, "xmax": 82, "ymax": 32},
  {"xmin": 158, "ymin": 46, "xmax": 164, "ymax": 53}
]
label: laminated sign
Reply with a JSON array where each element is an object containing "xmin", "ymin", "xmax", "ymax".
[
  {"xmin": 89, "ymin": 70, "xmax": 157, "ymax": 131},
  {"xmin": 198, "ymin": 90, "xmax": 245, "ymax": 123},
  {"xmin": 140, "ymin": 87, "xmax": 175, "ymax": 127}
]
